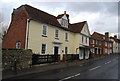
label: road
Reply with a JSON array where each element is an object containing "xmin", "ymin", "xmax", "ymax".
[{"xmin": 6, "ymin": 54, "xmax": 119, "ymax": 80}]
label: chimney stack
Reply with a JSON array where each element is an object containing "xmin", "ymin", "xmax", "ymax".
[
  {"xmin": 114, "ymin": 35, "xmax": 117, "ymax": 39},
  {"xmin": 64, "ymin": 11, "xmax": 66, "ymax": 14},
  {"xmin": 105, "ymin": 32, "xmax": 109, "ymax": 38}
]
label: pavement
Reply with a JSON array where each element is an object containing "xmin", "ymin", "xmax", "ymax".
[{"xmin": 2, "ymin": 54, "xmax": 113, "ymax": 80}]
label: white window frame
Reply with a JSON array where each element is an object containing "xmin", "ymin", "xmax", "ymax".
[
  {"xmin": 16, "ymin": 41, "xmax": 21, "ymax": 49},
  {"xmin": 65, "ymin": 32, "xmax": 69, "ymax": 41},
  {"xmin": 105, "ymin": 49, "xmax": 107, "ymax": 53},
  {"xmin": 61, "ymin": 18, "xmax": 68, "ymax": 27},
  {"xmin": 55, "ymin": 29, "xmax": 59, "ymax": 39},
  {"xmin": 42, "ymin": 24, "xmax": 48, "ymax": 36},
  {"xmin": 110, "ymin": 43, "xmax": 112, "ymax": 47},
  {"xmin": 105, "ymin": 42, "xmax": 107, "ymax": 46},
  {"xmin": 41, "ymin": 44, "xmax": 46, "ymax": 54}
]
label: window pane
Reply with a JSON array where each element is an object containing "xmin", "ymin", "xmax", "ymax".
[
  {"xmin": 42, "ymin": 25, "xmax": 47, "ymax": 35},
  {"xmin": 16, "ymin": 41, "xmax": 21, "ymax": 48},
  {"xmin": 65, "ymin": 32, "xmax": 68, "ymax": 41},
  {"xmin": 55, "ymin": 30, "xmax": 59, "ymax": 38},
  {"xmin": 41, "ymin": 44, "xmax": 46, "ymax": 54}
]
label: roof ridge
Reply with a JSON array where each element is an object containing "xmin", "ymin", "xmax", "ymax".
[
  {"xmin": 94, "ymin": 32, "xmax": 104, "ymax": 36},
  {"xmin": 71, "ymin": 21, "xmax": 86, "ymax": 25},
  {"xmin": 23, "ymin": 4, "xmax": 57, "ymax": 18}
]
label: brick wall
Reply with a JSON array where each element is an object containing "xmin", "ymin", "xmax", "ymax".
[
  {"xmin": 2, "ymin": 6, "xmax": 29, "ymax": 49},
  {"xmin": 2, "ymin": 48, "xmax": 32, "ymax": 71}
]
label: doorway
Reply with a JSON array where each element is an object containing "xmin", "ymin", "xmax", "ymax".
[{"xmin": 54, "ymin": 46, "xmax": 59, "ymax": 61}]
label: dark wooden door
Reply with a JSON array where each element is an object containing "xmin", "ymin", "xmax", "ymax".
[{"xmin": 54, "ymin": 46, "xmax": 59, "ymax": 61}]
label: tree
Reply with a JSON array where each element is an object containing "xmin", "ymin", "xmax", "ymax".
[{"xmin": 0, "ymin": 10, "xmax": 7, "ymax": 40}]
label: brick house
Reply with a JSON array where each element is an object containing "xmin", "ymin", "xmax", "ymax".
[
  {"xmin": 2, "ymin": 4, "xmax": 91, "ymax": 60},
  {"xmin": 89, "ymin": 32, "xmax": 113, "ymax": 57}
]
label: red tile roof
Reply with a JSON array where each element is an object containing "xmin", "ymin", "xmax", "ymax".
[
  {"xmin": 20, "ymin": 4, "xmax": 86, "ymax": 33},
  {"xmin": 110, "ymin": 37, "xmax": 120, "ymax": 42},
  {"xmin": 92, "ymin": 32, "xmax": 112, "ymax": 42}
]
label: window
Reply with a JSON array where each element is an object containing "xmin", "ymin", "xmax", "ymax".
[
  {"xmin": 16, "ymin": 41, "xmax": 21, "ymax": 48},
  {"xmin": 61, "ymin": 18, "xmax": 68, "ymax": 27},
  {"xmin": 110, "ymin": 49, "xmax": 112, "ymax": 53},
  {"xmin": 55, "ymin": 29, "xmax": 59, "ymax": 39},
  {"xmin": 41, "ymin": 44, "xmax": 46, "ymax": 54},
  {"xmin": 93, "ymin": 48, "xmax": 95, "ymax": 53},
  {"xmin": 105, "ymin": 42, "xmax": 107, "ymax": 46},
  {"xmin": 86, "ymin": 37, "xmax": 87, "ymax": 44},
  {"xmin": 110, "ymin": 43, "xmax": 112, "ymax": 47},
  {"xmin": 65, "ymin": 32, "xmax": 68, "ymax": 41},
  {"xmin": 42, "ymin": 25, "xmax": 47, "ymax": 36},
  {"xmin": 82, "ymin": 36, "xmax": 84, "ymax": 43},
  {"xmin": 90, "ymin": 39, "xmax": 94, "ymax": 44},
  {"xmin": 96, "ymin": 40, "xmax": 98, "ymax": 44},
  {"xmin": 105, "ymin": 49, "xmax": 107, "ymax": 53},
  {"xmin": 65, "ymin": 47, "xmax": 68, "ymax": 54},
  {"xmin": 99, "ymin": 41, "xmax": 101, "ymax": 45}
]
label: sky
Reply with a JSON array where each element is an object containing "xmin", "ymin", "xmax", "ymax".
[{"xmin": 0, "ymin": 0, "xmax": 119, "ymax": 38}]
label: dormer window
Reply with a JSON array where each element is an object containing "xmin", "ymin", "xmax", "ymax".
[
  {"xmin": 61, "ymin": 18, "xmax": 68, "ymax": 27},
  {"xmin": 57, "ymin": 11, "xmax": 69, "ymax": 28}
]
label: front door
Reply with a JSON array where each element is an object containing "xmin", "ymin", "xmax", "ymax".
[
  {"xmin": 54, "ymin": 46, "xmax": 59, "ymax": 55},
  {"xmin": 54, "ymin": 46, "xmax": 59, "ymax": 61}
]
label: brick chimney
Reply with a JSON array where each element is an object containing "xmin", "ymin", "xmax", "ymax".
[
  {"xmin": 114, "ymin": 35, "xmax": 117, "ymax": 39},
  {"xmin": 105, "ymin": 32, "xmax": 109, "ymax": 38},
  {"xmin": 64, "ymin": 11, "xmax": 66, "ymax": 14}
]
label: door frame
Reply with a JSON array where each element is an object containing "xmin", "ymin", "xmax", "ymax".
[{"xmin": 53, "ymin": 44, "xmax": 60, "ymax": 54}]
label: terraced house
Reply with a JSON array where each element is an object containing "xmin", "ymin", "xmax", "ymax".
[
  {"xmin": 2, "ymin": 4, "xmax": 91, "ymax": 60},
  {"xmin": 89, "ymin": 32, "xmax": 113, "ymax": 57},
  {"xmin": 110, "ymin": 35, "xmax": 120, "ymax": 54}
]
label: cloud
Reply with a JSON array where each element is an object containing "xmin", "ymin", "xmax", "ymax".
[
  {"xmin": 0, "ymin": 1, "xmax": 118, "ymax": 37},
  {"xmin": 65, "ymin": 2, "xmax": 118, "ymax": 16}
]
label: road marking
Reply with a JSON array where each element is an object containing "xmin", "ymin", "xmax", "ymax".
[
  {"xmin": 59, "ymin": 73, "xmax": 80, "ymax": 81},
  {"xmin": 89, "ymin": 66, "xmax": 101, "ymax": 71},
  {"xmin": 105, "ymin": 61, "xmax": 111, "ymax": 64}
]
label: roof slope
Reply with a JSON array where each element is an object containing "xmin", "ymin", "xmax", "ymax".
[
  {"xmin": 110, "ymin": 37, "xmax": 120, "ymax": 42},
  {"xmin": 21, "ymin": 4, "xmax": 86, "ymax": 33},
  {"xmin": 92, "ymin": 32, "xmax": 111, "ymax": 42}
]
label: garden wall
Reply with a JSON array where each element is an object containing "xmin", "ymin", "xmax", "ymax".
[{"xmin": 2, "ymin": 48, "xmax": 32, "ymax": 71}]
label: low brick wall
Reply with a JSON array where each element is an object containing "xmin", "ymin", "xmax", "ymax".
[{"xmin": 2, "ymin": 48, "xmax": 32, "ymax": 71}]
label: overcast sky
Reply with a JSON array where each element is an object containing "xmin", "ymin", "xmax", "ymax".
[{"xmin": 0, "ymin": 0, "xmax": 119, "ymax": 38}]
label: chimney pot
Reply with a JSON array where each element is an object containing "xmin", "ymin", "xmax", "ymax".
[{"xmin": 64, "ymin": 11, "xmax": 66, "ymax": 14}]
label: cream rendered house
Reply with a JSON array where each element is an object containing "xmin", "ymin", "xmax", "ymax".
[
  {"xmin": 3, "ymin": 5, "xmax": 91, "ymax": 60},
  {"xmin": 110, "ymin": 35, "xmax": 120, "ymax": 54}
]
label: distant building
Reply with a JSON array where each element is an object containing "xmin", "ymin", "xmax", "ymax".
[
  {"xmin": 110, "ymin": 35, "xmax": 120, "ymax": 54},
  {"xmin": 89, "ymin": 32, "xmax": 113, "ymax": 57},
  {"xmin": 2, "ymin": 4, "xmax": 91, "ymax": 59}
]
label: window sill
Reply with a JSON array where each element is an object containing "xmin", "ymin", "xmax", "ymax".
[
  {"xmin": 65, "ymin": 40, "xmax": 69, "ymax": 42},
  {"xmin": 42, "ymin": 35, "xmax": 47, "ymax": 37},
  {"xmin": 55, "ymin": 38, "xmax": 59, "ymax": 40}
]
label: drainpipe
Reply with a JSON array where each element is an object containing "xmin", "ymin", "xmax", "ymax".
[{"xmin": 25, "ymin": 19, "xmax": 30, "ymax": 49}]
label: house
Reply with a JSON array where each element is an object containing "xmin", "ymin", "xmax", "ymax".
[
  {"xmin": 89, "ymin": 32, "xmax": 113, "ymax": 57},
  {"xmin": 2, "ymin": 4, "xmax": 91, "ymax": 60},
  {"xmin": 110, "ymin": 35, "xmax": 120, "ymax": 54}
]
